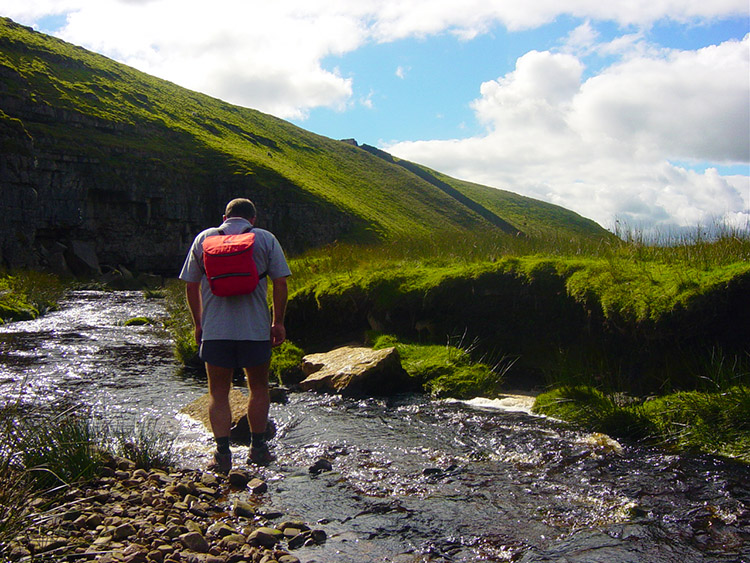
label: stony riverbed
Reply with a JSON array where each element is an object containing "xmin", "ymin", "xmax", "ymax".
[{"xmin": 10, "ymin": 453, "xmax": 326, "ymax": 563}]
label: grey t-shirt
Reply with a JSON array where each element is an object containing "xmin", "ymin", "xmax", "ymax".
[{"xmin": 179, "ymin": 217, "xmax": 291, "ymax": 341}]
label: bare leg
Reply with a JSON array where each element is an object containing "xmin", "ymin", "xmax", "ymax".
[
  {"xmin": 244, "ymin": 361, "xmax": 271, "ymax": 434},
  {"xmin": 206, "ymin": 363, "xmax": 234, "ymax": 439}
]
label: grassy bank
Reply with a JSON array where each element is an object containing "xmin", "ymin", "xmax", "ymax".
[
  {"xmin": 0, "ymin": 270, "xmax": 67, "ymax": 323},
  {"xmin": 285, "ymin": 229, "xmax": 749, "ymax": 393},
  {"xmin": 164, "ymin": 225, "xmax": 749, "ymax": 394},
  {"xmin": 532, "ymin": 385, "xmax": 750, "ymax": 463}
]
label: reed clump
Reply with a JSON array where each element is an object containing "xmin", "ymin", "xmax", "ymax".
[{"xmin": 0, "ymin": 398, "xmax": 178, "ymax": 555}]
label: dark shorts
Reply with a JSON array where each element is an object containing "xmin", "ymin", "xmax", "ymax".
[{"xmin": 199, "ymin": 340, "xmax": 272, "ymax": 369}]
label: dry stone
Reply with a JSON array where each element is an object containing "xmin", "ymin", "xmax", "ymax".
[
  {"xmin": 179, "ymin": 531, "xmax": 209, "ymax": 553},
  {"xmin": 299, "ymin": 346, "xmax": 411, "ymax": 396}
]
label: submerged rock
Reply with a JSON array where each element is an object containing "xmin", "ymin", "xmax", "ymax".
[{"xmin": 180, "ymin": 388, "xmax": 284, "ymax": 443}]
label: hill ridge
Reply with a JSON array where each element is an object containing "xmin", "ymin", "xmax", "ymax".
[{"xmin": 0, "ymin": 17, "xmax": 609, "ymax": 276}]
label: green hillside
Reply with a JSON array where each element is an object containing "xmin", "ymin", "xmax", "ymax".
[{"xmin": 0, "ymin": 17, "xmax": 609, "ymax": 249}]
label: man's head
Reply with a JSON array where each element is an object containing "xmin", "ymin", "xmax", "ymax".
[{"xmin": 224, "ymin": 198, "xmax": 257, "ymax": 221}]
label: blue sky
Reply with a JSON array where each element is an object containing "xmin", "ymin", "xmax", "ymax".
[
  {"xmin": 301, "ymin": 16, "xmax": 748, "ymax": 154},
  {"xmin": 4, "ymin": 1, "xmax": 749, "ymax": 232}
]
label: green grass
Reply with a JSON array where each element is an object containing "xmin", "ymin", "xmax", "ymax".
[
  {"xmin": 123, "ymin": 316, "xmax": 153, "ymax": 326},
  {"xmin": 163, "ymin": 279, "xmax": 201, "ymax": 368},
  {"xmin": 270, "ymin": 341, "xmax": 306, "ymax": 385},
  {"xmin": 370, "ymin": 333, "xmax": 513, "ymax": 399},
  {"xmin": 0, "ymin": 270, "xmax": 66, "ymax": 323},
  {"xmin": 532, "ymin": 384, "xmax": 750, "ymax": 463}
]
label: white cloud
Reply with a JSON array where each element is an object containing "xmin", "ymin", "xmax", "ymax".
[
  {"xmin": 3, "ymin": 0, "xmax": 748, "ymax": 229},
  {"xmin": 387, "ymin": 36, "xmax": 750, "ymax": 231},
  {"xmin": 4, "ymin": 0, "xmax": 748, "ymax": 119}
]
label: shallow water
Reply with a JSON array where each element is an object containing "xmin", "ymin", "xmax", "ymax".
[{"xmin": 1, "ymin": 291, "xmax": 748, "ymax": 562}]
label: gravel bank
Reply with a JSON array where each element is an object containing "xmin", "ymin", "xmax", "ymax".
[{"xmin": 9, "ymin": 454, "xmax": 325, "ymax": 563}]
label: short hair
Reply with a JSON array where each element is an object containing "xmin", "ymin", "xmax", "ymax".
[{"xmin": 225, "ymin": 198, "xmax": 257, "ymax": 220}]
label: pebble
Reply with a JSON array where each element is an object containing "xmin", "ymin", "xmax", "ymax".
[{"xmin": 12, "ymin": 452, "xmax": 327, "ymax": 563}]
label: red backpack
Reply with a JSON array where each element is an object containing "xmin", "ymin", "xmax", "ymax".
[{"xmin": 201, "ymin": 227, "xmax": 265, "ymax": 297}]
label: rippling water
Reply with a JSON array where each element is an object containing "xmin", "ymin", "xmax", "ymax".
[{"xmin": 1, "ymin": 292, "xmax": 748, "ymax": 562}]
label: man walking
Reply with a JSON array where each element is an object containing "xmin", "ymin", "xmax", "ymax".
[{"xmin": 179, "ymin": 198, "xmax": 291, "ymax": 472}]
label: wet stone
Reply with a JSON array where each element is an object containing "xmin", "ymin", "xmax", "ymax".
[
  {"xmin": 309, "ymin": 458, "xmax": 333, "ymax": 475},
  {"xmin": 248, "ymin": 478, "xmax": 268, "ymax": 494},
  {"xmin": 234, "ymin": 500, "xmax": 256, "ymax": 518},
  {"xmin": 179, "ymin": 531, "xmax": 210, "ymax": 553},
  {"xmin": 228, "ymin": 469, "xmax": 253, "ymax": 488}
]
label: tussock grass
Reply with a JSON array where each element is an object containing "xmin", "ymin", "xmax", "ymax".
[
  {"xmin": 0, "ymin": 399, "xmax": 179, "ymax": 552},
  {"xmin": 13, "ymin": 406, "xmax": 103, "ymax": 491},
  {"xmin": 532, "ymin": 384, "xmax": 750, "ymax": 463},
  {"xmin": 0, "ymin": 270, "xmax": 66, "ymax": 323},
  {"xmin": 103, "ymin": 417, "xmax": 177, "ymax": 471}
]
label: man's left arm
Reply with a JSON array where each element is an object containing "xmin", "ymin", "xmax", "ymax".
[{"xmin": 270, "ymin": 276, "xmax": 288, "ymax": 347}]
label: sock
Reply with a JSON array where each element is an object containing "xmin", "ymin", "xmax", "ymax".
[
  {"xmin": 216, "ymin": 436, "xmax": 231, "ymax": 455},
  {"xmin": 251, "ymin": 433, "xmax": 266, "ymax": 449}
]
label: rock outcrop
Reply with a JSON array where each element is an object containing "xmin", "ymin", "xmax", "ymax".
[
  {"xmin": 299, "ymin": 346, "xmax": 414, "ymax": 397},
  {"xmin": 0, "ymin": 102, "xmax": 354, "ymax": 275}
]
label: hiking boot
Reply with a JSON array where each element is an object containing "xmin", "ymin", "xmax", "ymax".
[
  {"xmin": 248, "ymin": 443, "xmax": 275, "ymax": 466},
  {"xmin": 207, "ymin": 450, "xmax": 232, "ymax": 474}
]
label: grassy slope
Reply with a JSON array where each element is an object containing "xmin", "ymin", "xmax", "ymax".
[
  {"xmin": 394, "ymin": 161, "xmax": 607, "ymax": 238},
  {"xmin": 0, "ymin": 17, "xmax": 610, "ymax": 243}
]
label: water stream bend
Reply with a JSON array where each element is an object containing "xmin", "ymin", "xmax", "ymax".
[{"xmin": 0, "ymin": 292, "xmax": 747, "ymax": 562}]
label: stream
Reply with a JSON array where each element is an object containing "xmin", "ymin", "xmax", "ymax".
[{"xmin": 0, "ymin": 291, "xmax": 748, "ymax": 562}]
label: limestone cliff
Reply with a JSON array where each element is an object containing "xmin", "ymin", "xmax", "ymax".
[{"xmin": 0, "ymin": 91, "xmax": 354, "ymax": 277}]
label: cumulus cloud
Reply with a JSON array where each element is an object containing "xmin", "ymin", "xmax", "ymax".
[
  {"xmin": 387, "ymin": 36, "xmax": 750, "ymax": 230},
  {"xmin": 5, "ymin": 0, "xmax": 748, "ymax": 118},
  {"xmin": 3, "ymin": 0, "xmax": 748, "ymax": 229}
]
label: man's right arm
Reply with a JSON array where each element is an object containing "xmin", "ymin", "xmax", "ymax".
[{"xmin": 185, "ymin": 281, "xmax": 203, "ymax": 345}]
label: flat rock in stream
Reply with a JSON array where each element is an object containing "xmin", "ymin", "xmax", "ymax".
[
  {"xmin": 181, "ymin": 388, "xmax": 283, "ymax": 443},
  {"xmin": 299, "ymin": 346, "xmax": 413, "ymax": 397}
]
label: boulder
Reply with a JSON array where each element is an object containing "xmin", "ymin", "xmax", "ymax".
[
  {"xmin": 64, "ymin": 239, "xmax": 101, "ymax": 277},
  {"xmin": 181, "ymin": 389, "xmax": 248, "ymax": 441},
  {"xmin": 299, "ymin": 346, "xmax": 412, "ymax": 397}
]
